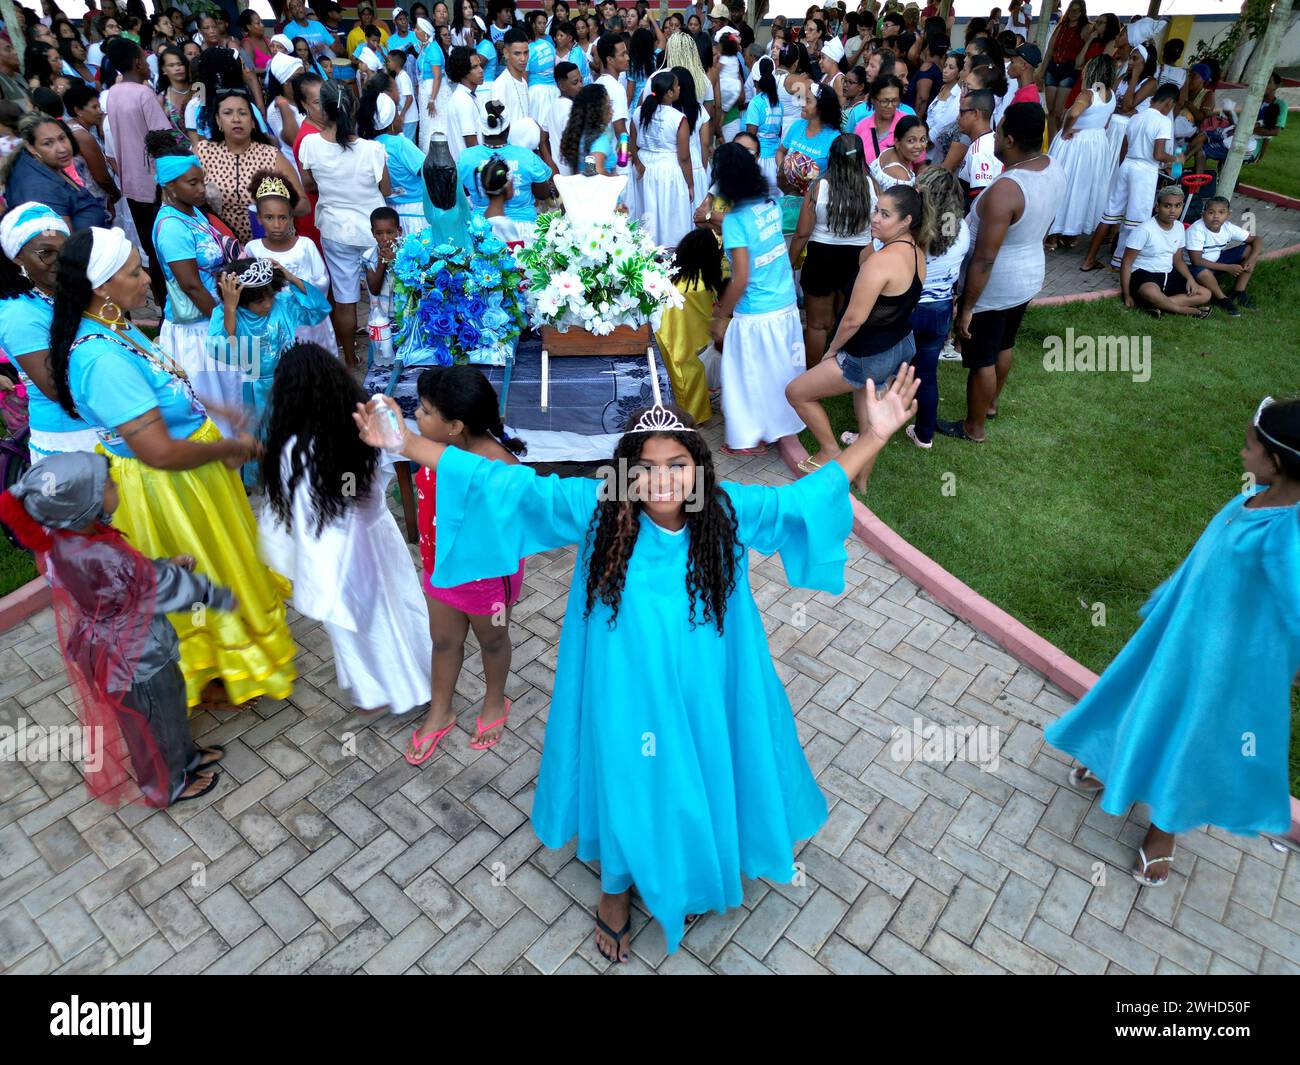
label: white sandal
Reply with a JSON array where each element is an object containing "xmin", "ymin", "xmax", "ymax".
[
  {"xmin": 1068, "ymin": 766, "xmax": 1103, "ymax": 792},
  {"xmin": 1132, "ymin": 845, "xmax": 1175, "ymax": 887}
]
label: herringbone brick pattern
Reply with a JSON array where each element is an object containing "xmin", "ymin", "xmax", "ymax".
[{"xmin": 2, "ymin": 422, "xmax": 1297, "ymax": 974}]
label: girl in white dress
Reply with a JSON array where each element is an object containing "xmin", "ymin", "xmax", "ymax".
[
  {"xmin": 777, "ymin": 42, "xmax": 814, "ymax": 137},
  {"xmin": 716, "ymin": 29, "xmax": 747, "ymax": 141},
  {"xmin": 245, "ymin": 170, "xmax": 339, "ymax": 357},
  {"xmin": 631, "ymin": 71, "xmax": 694, "ymax": 249},
  {"xmin": 258, "ymin": 343, "xmax": 432, "ymax": 718},
  {"xmin": 1105, "ymin": 46, "xmax": 1158, "ymax": 183},
  {"xmin": 671, "ymin": 64, "xmax": 711, "ymax": 214},
  {"xmin": 1047, "ymin": 55, "xmax": 1119, "ymax": 247}
]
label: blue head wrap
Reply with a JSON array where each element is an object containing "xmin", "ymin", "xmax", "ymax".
[{"xmin": 155, "ymin": 154, "xmax": 202, "ymax": 185}]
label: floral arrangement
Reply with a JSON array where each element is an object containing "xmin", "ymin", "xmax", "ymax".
[
  {"xmin": 390, "ymin": 213, "xmax": 528, "ymax": 367},
  {"xmin": 517, "ymin": 212, "xmax": 683, "ymax": 336}
]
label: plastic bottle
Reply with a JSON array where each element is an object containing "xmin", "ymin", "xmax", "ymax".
[
  {"xmin": 583, "ymin": 154, "xmax": 598, "ymax": 177},
  {"xmin": 367, "ymin": 300, "xmax": 394, "ymax": 365},
  {"xmin": 617, "ymin": 132, "xmax": 629, "ymax": 168},
  {"xmin": 1171, "ymin": 149, "xmax": 1185, "ymax": 181},
  {"xmin": 368, "ymin": 394, "xmax": 405, "ymax": 452}
]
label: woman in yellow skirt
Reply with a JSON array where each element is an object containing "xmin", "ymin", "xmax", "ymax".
[
  {"xmin": 46, "ymin": 227, "xmax": 296, "ymax": 711},
  {"xmin": 653, "ymin": 228, "xmax": 726, "ymax": 428}
]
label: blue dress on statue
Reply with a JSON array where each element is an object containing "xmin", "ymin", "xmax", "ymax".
[
  {"xmin": 1045, "ymin": 490, "xmax": 1300, "ymax": 837},
  {"xmin": 433, "ymin": 448, "xmax": 850, "ymax": 952}
]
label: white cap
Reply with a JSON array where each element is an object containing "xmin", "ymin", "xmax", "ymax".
[{"xmin": 821, "ymin": 37, "xmax": 845, "ymax": 64}]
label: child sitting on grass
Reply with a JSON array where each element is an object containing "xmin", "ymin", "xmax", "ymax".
[
  {"xmin": 1120, "ymin": 184, "xmax": 1212, "ymax": 319},
  {"xmin": 1185, "ymin": 195, "xmax": 1264, "ymax": 313}
]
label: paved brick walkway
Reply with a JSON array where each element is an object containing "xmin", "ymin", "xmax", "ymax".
[
  {"xmin": 2, "ymin": 420, "xmax": 1297, "ymax": 975},
  {"xmin": 1037, "ymin": 191, "xmax": 1300, "ymax": 302}
]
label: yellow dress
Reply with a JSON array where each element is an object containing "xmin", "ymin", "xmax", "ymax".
[
  {"xmin": 654, "ymin": 278, "xmax": 715, "ymax": 427},
  {"xmin": 101, "ymin": 420, "xmax": 297, "ymax": 709}
]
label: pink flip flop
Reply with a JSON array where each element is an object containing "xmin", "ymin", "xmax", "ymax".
[
  {"xmin": 470, "ymin": 699, "xmax": 512, "ymax": 750},
  {"xmin": 405, "ymin": 721, "xmax": 456, "ymax": 765}
]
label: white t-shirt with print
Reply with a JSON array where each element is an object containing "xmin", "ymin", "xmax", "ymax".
[{"xmin": 1184, "ymin": 219, "xmax": 1250, "ymax": 263}]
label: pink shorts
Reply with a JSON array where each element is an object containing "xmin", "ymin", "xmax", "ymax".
[{"xmin": 425, "ymin": 560, "xmax": 526, "ymax": 616}]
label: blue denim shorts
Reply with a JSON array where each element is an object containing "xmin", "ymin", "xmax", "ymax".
[{"xmin": 837, "ymin": 332, "xmax": 916, "ymax": 389}]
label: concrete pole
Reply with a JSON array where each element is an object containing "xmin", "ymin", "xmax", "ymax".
[
  {"xmin": 1033, "ymin": 0, "xmax": 1057, "ymax": 60},
  {"xmin": 1218, "ymin": 0, "xmax": 1294, "ymax": 198},
  {"xmin": 1, "ymin": 0, "xmax": 25, "ymax": 75}
]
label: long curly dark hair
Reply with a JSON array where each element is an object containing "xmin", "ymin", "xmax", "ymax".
[
  {"xmin": 583, "ymin": 407, "xmax": 739, "ymax": 633},
  {"xmin": 560, "ymin": 84, "xmax": 609, "ymax": 173},
  {"xmin": 262, "ymin": 342, "xmax": 378, "ymax": 535},
  {"xmin": 47, "ymin": 227, "xmax": 96, "ymax": 419},
  {"xmin": 356, "ymin": 72, "xmax": 393, "ymax": 139}
]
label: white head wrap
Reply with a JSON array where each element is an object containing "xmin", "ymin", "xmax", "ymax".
[
  {"xmin": 416, "ymin": 17, "xmax": 434, "ymax": 37},
  {"xmin": 268, "ymin": 53, "xmax": 304, "ymax": 86},
  {"xmin": 508, "ymin": 116, "xmax": 541, "ymax": 151},
  {"xmin": 86, "ymin": 227, "xmax": 132, "ymax": 288},
  {"xmin": 374, "ymin": 92, "xmax": 397, "ymax": 129},
  {"xmin": 270, "ymin": 33, "xmax": 294, "ymax": 53},
  {"xmin": 1133, "ymin": 44, "xmax": 1148, "ymax": 63},
  {"xmin": 0, "ymin": 202, "xmax": 69, "ymax": 261},
  {"xmin": 1125, "ymin": 17, "xmax": 1167, "ymax": 48},
  {"xmin": 358, "ymin": 46, "xmax": 384, "ymax": 71}
]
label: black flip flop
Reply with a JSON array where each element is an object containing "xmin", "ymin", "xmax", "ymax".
[
  {"xmin": 935, "ymin": 419, "xmax": 985, "ymax": 444},
  {"xmin": 193, "ymin": 744, "xmax": 225, "ymax": 770},
  {"xmin": 594, "ymin": 913, "xmax": 632, "ymax": 963},
  {"xmin": 1078, "ymin": 262, "xmax": 1104, "ymax": 272},
  {"xmin": 172, "ymin": 771, "xmax": 220, "ymax": 805}
]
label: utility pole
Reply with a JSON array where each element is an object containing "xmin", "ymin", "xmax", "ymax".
[{"xmin": 1218, "ymin": 0, "xmax": 1294, "ymax": 198}]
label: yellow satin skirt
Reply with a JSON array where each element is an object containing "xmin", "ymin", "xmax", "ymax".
[
  {"xmin": 99, "ymin": 420, "xmax": 296, "ymax": 709},
  {"xmin": 654, "ymin": 280, "xmax": 715, "ymax": 427}
]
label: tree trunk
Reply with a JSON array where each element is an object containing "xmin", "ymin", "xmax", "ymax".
[
  {"xmin": 747, "ymin": 0, "xmax": 769, "ymax": 33},
  {"xmin": 1147, "ymin": 0, "xmax": 1161, "ymax": 15},
  {"xmin": 939, "ymin": 0, "xmax": 953, "ymax": 21},
  {"xmin": 1033, "ymin": 0, "xmax": 1057, "ymax": 59},
  {"xmin": 1218, "ymin": 0, "xmax": 1294, "ymax": 199},
  {"xmin": 0, "ymin": 0, "xmax": 25, "ymax": 75}
]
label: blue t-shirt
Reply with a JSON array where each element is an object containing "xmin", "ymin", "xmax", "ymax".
[
  {"xmin": 722, "ymin": 199, "xmax": 795, "ymax": 315},
  {"xmin": 458, "ymin": 143, "xmax": 553, "ymax": 222},
  {"xmin": 66, "ymin": 320, "xmax": 207, "ymax": 457},
  {"xmin": 379, "ymin": 133, "xmax": 428, "ymax": 204},
  {"xmin": 842, "ymin": 101, "xmax": 870, "ymax": 133},
  {"xmin": 477, "ymin": 39, "xmax": 500, "ymax": 84},
  {"xmin": 528, "ymin": 39, "xmax": 556, "ymax": 86},
  {"xmin": 418, "ymin": 40, "xmax": 444, "ymax": 81},
  {"xmin": 387, "ymin": 30, "xmax": 420, "ymax": 57},
  {"xmin": 283, "ymin": 18, "xmax": 335, "ymax": 53},
  {"xmin": 0, "ymin": 292, "xmax": 88, "ymax": 435},
  {"xmin": 556, "ymin": 46, "xmax": 590, "ymax": 83},
  {"xmin": 152, "ymin": 204, "xmax": 223, "ymax": 321},
  {"xmin": 744, "ymin": 94, "xmax": 783, "ymax": 159},
  {"xmin": 780, "ymin": 119, "xmax": 838, "ymax": 173}
]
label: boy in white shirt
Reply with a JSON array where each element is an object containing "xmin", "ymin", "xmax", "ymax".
[
  {"xmin": 1120, "ymin": 184, "xmax": 1211, "ymax": 318},
  {"xmin": 1185, "ymin": 195, "xmax": 1264, "ymax": 312},
  {"xmin": 444, "ymin": 48, "xmax": 486, "ymax": 160},
  {"xmin": 386, "ymin": 48, "xmax": 419, "ymax": 141},
  {"xmin": 1082, "ymin": 82, "xmax": 1179, "ymax": 271},
  {"xmin": 491, "ymin": 27, "xmax": 532, "ymax": 129},
  {"xmin": 594, "ymin": 32, "xmax": 630, "ymax": 159}
]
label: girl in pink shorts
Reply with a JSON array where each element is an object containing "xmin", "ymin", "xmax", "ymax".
[{"xmin": 407, "ymin": 366, "xmax": 526, "ymax": 764}]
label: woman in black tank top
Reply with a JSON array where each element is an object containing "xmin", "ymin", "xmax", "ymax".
[{"xmin": 786, "ymin": 184, "xmax": 929, "ymax": 488}]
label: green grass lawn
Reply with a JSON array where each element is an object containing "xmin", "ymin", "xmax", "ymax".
[
  {"xmin": 806, "ymin": 255, "xmax": 1300, "ymax": 793},
  {"xmin": 0, "ymin": 536, "xmax": 36, "ymax": 598},
  {"xmin": 1239, "ymin": 123, "xmax": 1300, "ymax": 200}
]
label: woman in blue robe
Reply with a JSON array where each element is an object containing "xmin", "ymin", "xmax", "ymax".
[
  {"xmin": 208, "ymin": 257, "xmax": 331, "ymax": 488},
  {"xmin": 355, "ymin": 368, "xmax": 923, "ymax": 960},
  {"xmin": 1047, "ymin": 398, "xmax": 1300, "ymax": 886}
]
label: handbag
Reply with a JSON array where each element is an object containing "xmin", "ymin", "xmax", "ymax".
[{"xmin": 155, "ymin": 210, "xmax": 244, "ymax": 324}]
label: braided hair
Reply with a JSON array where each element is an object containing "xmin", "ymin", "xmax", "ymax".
[
  {"xmin": 416, "ymin": 365, "xmax": 525, "ymax": 455},
  {"xmin": 583, "ymin": 407, "xmax": 739, "ymax": 633}
]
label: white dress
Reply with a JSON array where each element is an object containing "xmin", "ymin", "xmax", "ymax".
[
  {"xmin": 778, "ymin": 73, "xmax": 805, "ymax": 137},
  {"xmin": 718, "ymin": 54, "xmax": 745, "ymax": 142},
  {"xmin": 1049, "ymin": 89, "xmax": 1119, "ymax": 238},
  {"xmin": 245, "ymin": 237, "xmax": 339, "ymax": 356},
  {"xmin": 689, "ymin": 115, "xmax": 708, "ymax": 213},
  {"xmin": 1104, "ymin": 78, "xmax": 1153, "ymax": 185},
  {"xmin": 258, "ymin": 443, "xmax": 432, "ymax": 716},
  {"xmin": 267, "ymin": 100, "xmax": 304, "ymax": 173},
  {"xmin": 636, "ymin": 106, "xmax": 693, "ymax": 249}
]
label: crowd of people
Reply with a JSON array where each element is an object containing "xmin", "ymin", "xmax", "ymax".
[{"xmin": 0, "ymin": 0, "xmax": 1296, "ymax": 967}]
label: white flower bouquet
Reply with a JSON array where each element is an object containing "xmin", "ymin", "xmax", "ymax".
[{"xmin": 517, "ymin": 212, "xmax": 684, "ymax": 336}]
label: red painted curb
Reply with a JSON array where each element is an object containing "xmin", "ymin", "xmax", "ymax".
[
  {"xmin": 0, "ymin": 574, "xmax": 50, "ymax": 632},
  {"xmin": 776, "ymin": 436, "xmax": 1300, "ymax": 842},
  {"xmin": 1238, "ymin": 185, "xmax": 1300, "ymax": 211}
]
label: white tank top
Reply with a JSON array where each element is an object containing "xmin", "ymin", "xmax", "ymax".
[
  {"xmin": 811, "ymin": 180, "xmax": 873, "ymax": 245},
  {"xmin": 970, "ymin": 161, "xmax": 1068, "ymax": 312},
  {"xmin": 1073, "ymin": 88, "xmax": 1117, "ymax": 133},
  {"xmin": 639, "ymin": 105, "xmax": 684, "ymax": 156},
  {"xmin": 778, "ymin": 73, "xmax": 805, "ymax": 132}
]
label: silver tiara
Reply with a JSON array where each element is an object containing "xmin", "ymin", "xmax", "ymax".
[
  {"xmin": 237, "ymin": 258, "xmax": 276, "ymax": 287},
  {"xmin": 1254, "ymin": 395, "xmax": 1300, "ymax": 458},
  {"xmin": 630, "ymin": 405, "xmax": 695, "ymax": 434}
]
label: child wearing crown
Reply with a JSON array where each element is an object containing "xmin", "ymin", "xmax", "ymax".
[
  {"xmin": 208, "ymin": 256, "xmax": 332, "ymax": 489},
  {"xmin": 357, "ymin": 367, "xmax": 923, "ymax": 963}
]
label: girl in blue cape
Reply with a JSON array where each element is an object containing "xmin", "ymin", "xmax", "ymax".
[
  {"xmin": 209, "ymin": 257, "xmax": 331, "ymax": 488},
  {"xmin": 1047, "ymin": 397, "xmax": 1300, "ymax": 887},
  {"xmin": 356, "ymin": 368, "xmax": 923, "ymax": 961}
]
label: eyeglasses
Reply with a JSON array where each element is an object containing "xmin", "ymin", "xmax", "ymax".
[{"xmin": 28, "ymin": 245, "xmax": 60, "ymax": 264}]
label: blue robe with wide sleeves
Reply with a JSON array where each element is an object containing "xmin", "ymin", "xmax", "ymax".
[
  {"xmin": 1046, "ymin": 492, "xmax": 1300, "ymax": 836},
  {"xmin": 434, "ymin": 447, "xmax": 853, "ymax": 951}
]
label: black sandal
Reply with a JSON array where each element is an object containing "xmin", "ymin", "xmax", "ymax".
[
  {"xmin": 193, "ymin": 744, "xmax": 225, "ymax": 769},
  {"xmin": 594, "ymin": 913, "xmax": 632, "ymax": 964},
  {"xmin": 1079, "ymin": 262, "xmax": 1104, "ymax": 272},
  {"xmin": 935, "ymin": 419, "xmax": 985, "ymax": 443},
  {"xmin": 172, "ymin": 771, "xmax": 220, "ymax": 805}
]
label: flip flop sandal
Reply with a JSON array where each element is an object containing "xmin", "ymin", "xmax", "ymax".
[
  {"xmin": 839, "ymin": 431, "xmax": 859, "ymax": 446},
  {"xmin": 935, "ymin": 419, "xmax": 985, "ymax": 443},
  {"xmin": 172, "ymin": 771, "xmax": 221, "ymax": 805},
  {"xmin": 1192, "ymin": 306, "xmax": 1211, "ymax": 319},
  {"xmin": 1079, "ymin": 262, "xmax": 1104, "ymax": 272},
  {"xmin": 905, "ymin": 425, "xmax": 932, "ymax": 450},
  {"xmin": 721, "ymin": 443, "xmax": 768, "ymax": 456},
  {"xmin": 405, "ymin": 721, "xmax": 456, "ymax": 765},
  {"xmin": 193, "ymin": 744, "xmax": 225, "ymax": 770},
  {"xmin": 469, "ymin": 698, "xmax": 512, "ymax": 750},
  {"xmin": 1068, "ymin": 766, "xmax": 1103, "ymax": 792},
  {"xmin": 594, "ymin": 913, "xmax": 632, "ymax": 963},
  {"xmin": 796, "ymin": 455, "xmax": 825, "ymax": 474},
  {"xmin": 1132, "ymin": 845, "xmax": 1175, "ymax": 887}
]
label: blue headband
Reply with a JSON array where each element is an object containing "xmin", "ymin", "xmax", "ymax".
[{"xmin": 155, "ymin": 154, "xmax": 201, "ymax": 185}]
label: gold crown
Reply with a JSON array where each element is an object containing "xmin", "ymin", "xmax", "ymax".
[{"xmin": 254, "ymin": 176, "xmax": 292, "ymax": 202}]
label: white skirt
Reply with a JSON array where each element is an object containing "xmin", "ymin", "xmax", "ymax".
[
  {"xmin": 418, "ymin": 81, "xmax": 443, "ymax": 151},
  {"xmin": 1103, "ymin": 112, "xmax": 1131, "ymax": 187},
  {"xmin": 638, "ymin": 153, "xmax": 693, "ymax": 249},
  {"xmin": 528, "ymin": 82, "xmax": 559, "ymax": 126},
  {"xmin": 1048, "ymin": 127, "xmax": 1114, "ymax": 237},
  {"xmin": 161, "ymin": 318, "xmax": 243, "ymax": 440},
  {"xmin": 392, "ymin": 198, "xmax": 429, "ymax": 236},
  {"xmin": 720, "ymin": 303, "xmax": 806, "ymax": 449},
  {"xmin": 759, "ymin": 155, "xmax": 779, "ymax": 200},
  {"xmin": 296, "ymin": 318, "xmax": 339, "ymax": 358},
  {"xmin": 29, "ymin": 425, "xmax": 103, "ymax": 463}
]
